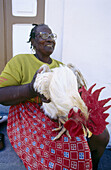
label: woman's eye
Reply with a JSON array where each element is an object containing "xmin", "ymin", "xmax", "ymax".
[{"xmin": 42, "ymin": 34, "xmax": 48, "ymax": 39}]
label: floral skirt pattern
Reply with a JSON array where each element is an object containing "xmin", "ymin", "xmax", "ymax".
[{"xmin": 7, "ymin": 101, "xmax": 92, "ymax": 170}]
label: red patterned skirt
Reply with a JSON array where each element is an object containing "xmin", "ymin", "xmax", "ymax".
[{"xmin": 7, "ymin": 101, "xmax": 92, "ymax": 170}]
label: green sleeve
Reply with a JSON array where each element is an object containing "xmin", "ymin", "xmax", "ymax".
[{"xmin": 0, "ymin": 56, "xmax": 22, "ymax": 87}]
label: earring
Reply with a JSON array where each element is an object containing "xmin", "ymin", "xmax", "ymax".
[{"xmin": 31, "ymin": 47, "xmax": 35, "ymax": 54}]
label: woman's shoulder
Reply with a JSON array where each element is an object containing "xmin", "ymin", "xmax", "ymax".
[
  {"xmin": 13, "ymin": 54, "xmax": 33, "ymax": 60},
  {"xmin": 52, "ymin": 58, "xmax": 63, "ymax": 65},
  {"xmin": 8, "ymin": 54, "xmax": 34, "ymax": 65}
]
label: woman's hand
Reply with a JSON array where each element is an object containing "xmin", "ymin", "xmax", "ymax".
[
  {"xmin": 29, "ymin": 67, "xmax": 51, "ymax": 103},
  {"xmin": 39, "ymin": 94, "xmax": 51, "ymax": 103},
  {"xmin": 29, "ymin": 67, "xmax": 43, "ymax": 94}
]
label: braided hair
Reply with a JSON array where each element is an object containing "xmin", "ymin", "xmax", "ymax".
[{"xmin": 27, "ymin": 23, "xmax": 47, "ymax": 49}]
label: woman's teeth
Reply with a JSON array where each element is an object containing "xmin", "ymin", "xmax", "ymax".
[{"xmin": 47, "ymin": 44, "xmax": 53, "ymax": 47}]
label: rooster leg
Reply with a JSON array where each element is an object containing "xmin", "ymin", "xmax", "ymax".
[
  {"xmin": 52, "ymin": 120, "xmax": 62, "ymax": 132},
  {"xmin": 52, "ymin": 116, "xmax": 67, "ymax": 132},
  {"xmin": 52, "ymin": 127, "xmax": 66, "ymax": 141},
  {"xmin": 52, "ymin": 126, "xmax": 62, "ymax": 131},
  {"xmin": 66, "ymin": 130, "xmax": 71, "ymax": 139},
  {"xmin": 59, "ymin": 117, "xmax": 66, "ymax": 124},
  {"xmin": 52, "ymin": 116, "xmax": 71, "ymax": 140},
  {"xmin": 53, "ymin": 126, "xmax": 71, "ymax": 140}
]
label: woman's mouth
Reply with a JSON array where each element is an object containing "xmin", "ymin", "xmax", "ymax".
[{"xmin": 46, "ymin": 44, "xmax": 53, "ymax": 47}]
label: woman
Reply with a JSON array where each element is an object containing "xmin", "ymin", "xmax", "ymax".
[{"xmin": 0, "ymin": 24, "xmax": 109, "ymax": 170}]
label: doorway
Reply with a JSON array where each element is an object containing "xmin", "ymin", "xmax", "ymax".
[{"xmin": 0, "ymin": 0, "xmax": 45, "ymax": 73}]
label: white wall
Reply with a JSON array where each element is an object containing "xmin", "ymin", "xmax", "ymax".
[
  {"xmin": 45, "ymin": 0, "xmax": 65, "ymax": 61},
  {"xmin": 45, "ymin": 0, "xmax": 111, "ymax": 105},
  {"xmin": 62, "ymin": 0, "xmax": 111, "ymax": 113},
  {"xmin": 62, "ymin": 0, "xmax": 111, "ymax": 85},
  {"xmin": 45, "ymin": 0, "xmax": 111, "ymax": 144}
]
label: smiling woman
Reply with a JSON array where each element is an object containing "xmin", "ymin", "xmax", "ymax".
[{"xmin": 27, "ymin": 24, "xmax": 56, "ymax": 64}]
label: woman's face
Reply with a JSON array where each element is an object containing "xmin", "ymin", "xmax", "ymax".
[{"xmin": 34, "ymin": 25, "xmax": 56, "ymax": 56}]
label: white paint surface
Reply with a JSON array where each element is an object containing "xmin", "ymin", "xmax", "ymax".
[{"xmin": 45, "ymin": 0, "xmax": 111, "ymax": 146}]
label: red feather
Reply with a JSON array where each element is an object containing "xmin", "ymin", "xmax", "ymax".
[{"xmin": 65, "ymin": 84, "xmax": 111, "ymax": 137}]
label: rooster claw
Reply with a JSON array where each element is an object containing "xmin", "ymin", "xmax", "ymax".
[
  {"xmin": 52, "ymin": 127, "xmax": 71, "ymax": 141},
  {"xmin": 66, "ymin": 130, "xmax": 71, "ymax": 139},
  {"xmin": 52, "ymin": 127, "xmax": 66, "ymax": 141},
  {"xmin": 52, "ymin": 126, "xmax": 62, "ymax": 131}
]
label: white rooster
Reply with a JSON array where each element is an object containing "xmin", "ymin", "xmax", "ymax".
[{"xmin": 33, "ymin": 64, "xmax": 89, "ymax": 140}]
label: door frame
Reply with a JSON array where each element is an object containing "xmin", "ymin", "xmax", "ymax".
[{"xmin": 0, "ymin": 0, "xmax": 45, "ymax": 73}]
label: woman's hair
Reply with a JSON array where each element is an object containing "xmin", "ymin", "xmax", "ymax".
[{"xmin": 27, "ymin": 23, "xmax": 47, "ymax": 49}]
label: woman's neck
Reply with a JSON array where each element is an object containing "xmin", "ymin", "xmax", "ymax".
[{"xmin": 35, "ymin": 53, "xmax": 52, "ymax": 64}]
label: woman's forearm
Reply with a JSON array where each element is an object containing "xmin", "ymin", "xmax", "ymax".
[{"xmin": 0, "ymin": 84, "xmax": 38, "ymax": 106}]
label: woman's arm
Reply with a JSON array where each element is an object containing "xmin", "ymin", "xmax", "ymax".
[
  {"xmin": 0, "ymin": 67, "xmax": 50, "ymax": 106},
  {"xmin": 0, "ymin": 83, "xmax": 37, "ymax": 106}
]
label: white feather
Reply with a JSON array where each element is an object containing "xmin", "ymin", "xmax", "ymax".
[{"xmin": 34, "ymin": 64, "xmax": 88, "ymax": 119}]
